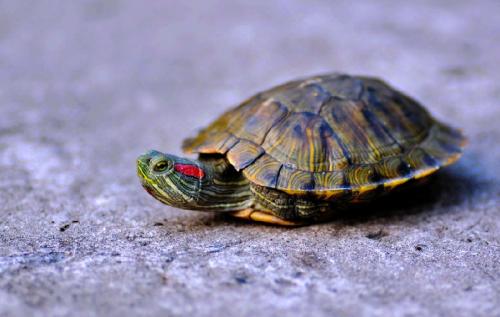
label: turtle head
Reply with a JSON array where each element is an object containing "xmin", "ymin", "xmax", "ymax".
[{"xmin": 137, "ymin": 150, "xmax": 207, "ymax": 209}]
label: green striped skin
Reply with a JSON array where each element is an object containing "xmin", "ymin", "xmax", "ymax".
[
  {"xmin": 251, "ymin": 184, "xmax": 334, "ymax": 221},
  {"xmin": 137, "ymin": 151, "xmax": 252, "ymax": 212}
]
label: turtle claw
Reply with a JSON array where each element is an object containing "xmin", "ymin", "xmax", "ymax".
[{"xmin": 231, "ymin": 209, "xmax": 304, "ymax": 227}]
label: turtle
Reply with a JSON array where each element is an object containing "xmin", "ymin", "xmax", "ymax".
[{"xmin": 137, "ymin": 73, "xmax": 466, "ymax": 226}]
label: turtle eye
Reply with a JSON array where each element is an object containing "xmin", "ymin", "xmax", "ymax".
[{"xmin": 153, "ymin": 160, "xmax": 169, "ymax": 172}]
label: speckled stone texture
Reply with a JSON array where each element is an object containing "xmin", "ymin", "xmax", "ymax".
[{"xmin": 0, "ymin": 1, "xmax": 499, "ymax": 316}]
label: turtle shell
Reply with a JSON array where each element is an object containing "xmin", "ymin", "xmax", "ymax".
[{"xmin": 182, "ymin": 74, "xmax": 465, "ymax": 199}]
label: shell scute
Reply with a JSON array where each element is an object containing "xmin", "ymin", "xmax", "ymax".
[
  {"xmin": 319, "ymin": 99, "xmax": 403, "ymax": 164},
  {"xmin": 320, "ymin": 74, "xmax": 364, "ymax": 100},
  {"xmin": 276, "ymin": 166, "xmax": 315, "ymax": 192},
  {"xmin": 278, "ymin": 81, "xmax": 332, "ymax": 113},
  {"xmin": 261, "ymin": 112, "xmax": 347, "ymax": 172},
  {"xmin": 243, "ymin": 154, "xmax": 282, "ymax": 188},
  {"xmin": 226, "ymin": 139, "xmax": 264, "ymax": 170}
]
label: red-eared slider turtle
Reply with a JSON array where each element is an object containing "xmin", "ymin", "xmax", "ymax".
[{"xmin": 137, "ymin": 73, "xmax": 466, "ymax": 225}]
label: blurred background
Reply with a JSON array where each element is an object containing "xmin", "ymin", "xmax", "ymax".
[{"xmin": 0, "ymin": 1, "xmax": 499, "ymax": 316}]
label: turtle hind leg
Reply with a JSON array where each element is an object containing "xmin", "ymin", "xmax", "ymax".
[{"xmin": 231, "ymin": 209, "xmax": 305, "ymax": 227}]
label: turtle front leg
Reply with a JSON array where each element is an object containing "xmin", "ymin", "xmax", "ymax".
[{"xmin": 231, "ymin": 209, "xmax": 304, "ymax": 226}]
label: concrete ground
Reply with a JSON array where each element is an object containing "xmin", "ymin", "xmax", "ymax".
[{"xmin": 0, "ymin": 1, "xmax": 499, "ymax": 316}]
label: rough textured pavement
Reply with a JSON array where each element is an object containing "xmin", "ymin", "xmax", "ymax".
[{"xmin": 0, "ymin": 1, "xmax": 499, "ymax": 316}]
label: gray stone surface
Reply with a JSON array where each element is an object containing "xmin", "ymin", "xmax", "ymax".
[{"xmin": 0, "ymin": 1, "xmax": 499, "ymax": 316}]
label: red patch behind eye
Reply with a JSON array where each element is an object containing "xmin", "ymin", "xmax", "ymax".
[{"xmin": 174, "ymin": 163, "xmax": 205, "ymax": 179}]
